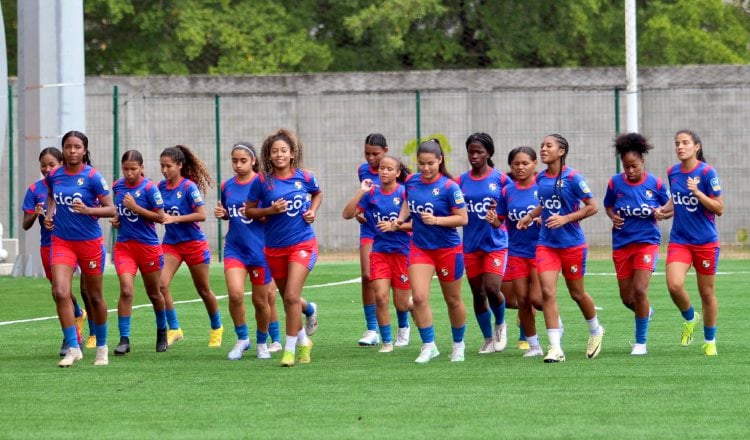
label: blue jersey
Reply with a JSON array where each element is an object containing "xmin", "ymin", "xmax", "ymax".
[
  {"xmin": 158, "ymin": 178, "xmax": 206, "ymax": 244},
  {"xmin": 404, "ymin": 173, "xmax": 466, "ymax": 250},
  {"xmin": 220, "ymin": 175, "xmax": 265, "ymax": 265},
  {"xmin": 603, "ymin": 172, "xmax": 670, "ymax": 250},
  {"xmin": 667, "ymin": 162, "xmax": 722, "ymax": 245},
  {"xmin": 113, "ymin": 177, "xmax": 164, "ymax": 246},
  {"xmin": 247, "ymin": 169, "xmax": 320, "ymax": 249},
  {"xmin": 356, "ymin": 184, "xmax": 411, "ymax": 255},
  {"xmin": 456, "ymin": 168, "xmax": 509, "ymax": 253},
  {"xmin": 536, "ymin": 166, "xmax": 593, "ymax": 248},
  {"xmin": 44, "ymin": 165, "xmax": 109, "ymax": 241},
  {"xmin": 22, "ymin": 179, "xmax": 52, "ymax": 246},
  {"xmin": 497, "ymin": 180, "xmax": 541, "ymax": 259},
  {"xmin": 357, "ymin": 163, "xmax": 380, "ymax": 240}
]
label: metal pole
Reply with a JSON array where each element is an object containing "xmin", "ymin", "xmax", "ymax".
[
  {"xmin": 615, "ymin": 87, "xmax": 621, "ymax": 173},
  {"xmin": 110, "ymin": 85, "xmax": 119, "ymax": 250},
  {"xmin": 415, "ymin": 90, "xmax": 421, "ymax": 144},
  {"xmin": 625, "ymin": 0, "xmax": 639, "ymax": 133},
  {"xmin": 8, "ymin": 84, "xmax": 13, "ymax": 238},
  {"xmin": 214, "ymin": 94, "xmax": 222, "ymax": 262}
]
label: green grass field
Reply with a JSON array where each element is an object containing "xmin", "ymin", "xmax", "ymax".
[{"xmin": 1, "ymin": 259, "xmax": 749, "ymax": 439}]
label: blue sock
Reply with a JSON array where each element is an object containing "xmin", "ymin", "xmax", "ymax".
[
  {"xmin": 95, "ymin": 322, "xmax": 107, "ymax": 347},
  {"xmin": 490, "ymin": 303, "xmax": 506, "ymax": 325},
  {"xmin": 166, "ymin": 308, "xmax": 180, "ymax": 330},
  {"xmin": 269, "ymin": 320, "xmax": 281, "ymax": 343},
  {"xmin": 519, "ymin": 323, "xmax": 527, "ymax": 341},
  {"xmin": 63, "ymin": 325, "xmax": 79, "ymax": 349},
  {"xmin": 475, "ymin": 310, "xmax": 493, "ymax": 338},
  {"xmin": 635, "ymin": 316, "xmax": 649, "ymax": 344},
  {"xmin": 73, "ymin": 302, "xmax": 82, "ymax": 318},
  {"xmin": 379, "ymin": 324, "xmax": 393, "ymax": 344},
  {"xmin": 704, "ymin": 326, "xmax": 716, "ymax": 341},
  {"xmin": 87, "ymin": 318, "xmax": 95, "ymax": 336},
  {"xmin": 235, "ymin": 324, "xmax": 249, "ymax": 340},
  {"xmin": 397, "ymin": 310, "xmax": 410, "ymax": 328},
  {"xmin": 418, "ymin": 326, "xmax": 435, "ymax": 344},
  {"xmin": 209, "ymin": 312, "xmax": 222, "ymax": 330},
  {"xmin": 303, "ymin": 302, "xmax": 315, "ymax": 316},
  {"xmin": 364, "ymin": 304, "xmax": 378, "ymax": 331},
  {"xmin": 118, "ymin": 316, "xmax": 131, "ymax": 338},
  {"xmin": 681, "ymin": 306, "xmax": 695, "ymax": 321},
  {"xmin": 155, "ymin": 309, "xmax": 167, "ymax": 330},
  {"xmin": 256, "ymin": 330, "xmax": 269, "ymax": 345},
  {"xmin": 451, "ymin": 325, "xmax": 466, "ymax": 343}
]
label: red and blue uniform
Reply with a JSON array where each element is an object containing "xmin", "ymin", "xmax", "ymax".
[
  {"xmin": 159, "ymin": 177, "xmax": 210, "ymax": 266},
  {"xmin": 220, "ymin": 175, "xmax": 271, "ymax": 285},
  {"xmin": 357, "ymin": 163, "xmax": 380, "ymax": 244},
  {"xmin": 112, "ymin": 177, "xmax": 164, "ymax": 275},
  {"xmin": 22, "ymin": 179, "xmax": 53, "ymax": 279},
  {"xmin": 497, "ymin": 180, "xmax": 541, "ymax": 281}
]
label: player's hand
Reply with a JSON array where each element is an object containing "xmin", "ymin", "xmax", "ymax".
[
  {"xmin": 162, "ymin": 213, "xmax": 178, "ymax": 224},
  {"xmin": 122, "ymin": 193, "xmax": 137, "ymax": 210},
  {"xmin": 687, "ymin": 176, "xmax": 703, "ymax": 197},
  {"xmin": 214, "ymin": 202, "xmax": 227, "ymax": 219},
  {"xmin": 355, "ymin": 212, "xmax": 367, "ymax": 224},
  {"xmin": 302, "ymin": 209, "xmax": 316, "ymax": 224},
  {"xmin": 421, "ymin": 212, "xmax": 438, "ymax": 226},
  {"xmin": 110, "ymin": 215, "xmax": 120, "ymax": 228},
  {"xmin": 71, "ymin": 199, "xmax": 89, "ymax": 215},
  {"xmin": 360, "ymin": 179, "xmax": 375, "ymax": 192},
  {"xmin": 34, "ymin": 203, "xmax": 45, "ymax": 216},
  {"xmin": 43, "ymin": 213, "xmax": 54, "ymax": 231},
  {"xmin": 545, "ymin": 214, "xmax": 569, "ymax": 229},
  {"xmin": 609, "ymin": 213, "xmax": 624, "ymax": 229},
  {"xmin": 270, "ymin": 198, "xmax": 287, "ymax": 214}
]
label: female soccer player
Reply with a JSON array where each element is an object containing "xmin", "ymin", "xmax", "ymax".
[
  {"xmin": 604, "ymin": 134, "xmax": 670, "ymax": 355},
  {"xmin": 215, "ymin": 142, "xmax": 273, "ymax": 360},
  {"xmin": 22, "ymin": 147, "xmax": 89, "ymax": 357},
  {"xmin": 456, "ymin": 133, "xmax": 509, "ymax": 354},
  {"xmin": 245, "ymin": 129, "xmax": 323, "ymax": 367},
  {"xmin": 343, "ymin": 155, "xmax": 413, "ymax": 352},
  {"xmin": 655, "ymin": 130, "xmax": 723, "ymax": 356},
  {"xmin": 158, "ymin": 145, "xmax": 223, "ymax": 347},
  {"xmin": 44, "ymin": 131, "xmax": 116, "ymax": 367},
  {"xmin": 353, "ymin": 133, "xmax": 389, "ymax": 346},
  {"xmin": 394, "ymin": 139, "xmax": 468, "ymax": 364},
  {"xmin": 517, "ymin": 134, "xmax": 603, "ymax": 363},
  {"xmin": 111, "ymin": 150, "xmax": 169, "ymax": 355}
]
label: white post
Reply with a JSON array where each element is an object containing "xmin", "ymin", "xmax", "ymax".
[{"xmin": 625, "ymin": 0, "xmax": 639, "ymax": 133}]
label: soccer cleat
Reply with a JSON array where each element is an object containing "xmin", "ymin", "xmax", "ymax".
[
  {"xmin": 94, "ymin": 345, "xmax": 109, "ymax": 366},
  {"xmin": 227, "ymin": 339, "xmax": 251, "ymax": 361},
  {"xmin": 630, "ymin": 343, "xmax": 648, "ymax": 356},
  {"xmin": 268, "ymin": 341, "xmax": 283, "ymax": 353},
  {"xmin": 208, "ymin": 326, "xmax": 224, "ymax": 348},
  {"xmin": 680, "ymin": 313, "xmax": 700, "ymax": 347},
  {"xmin": 478, "ymin": 339, "xmax": 495, "ymax": 354},
  {"xmin": 257, "ymin": 343, "xmax": 271, "ymax": 360},
  {"xmin": 450, "ymin": 342, "xmax": 465, "ymax": 362},
  {"xmin": 58, "ymin": 347, "xmax": 83, "ymax": 367},
  {"xmin": 358, "ymin": 330, "xmax": 380, "ymax": 346},
  {"xmin": 305, "ymin": 302, "xmax": 319, "ymax": 336},
  {"xmin": 493, "ymin": 323, "xmax": 508, "ymax": 352},
  {"xmin": 415, "ymin": 344, "xmax": 440, "ymax": 364},
  {"xmin": 59, "ymin": 339, "xmax": 70, "ymax": 357},
  {"xmin": 517, "ymin": 340, "xmax": 530, "ymax": 350},
  {"xmin": 74, "ymin": 309, "xmax": 87, "ymax": 340},
  {"xmin": 156, "ymin": 329, "xmax": 168, "ymax": 353},
  {"xmin": 297, "ymin": 339, "xmax": 313, "ymax": 364},
  {"xmin": 523, "ymin": 345, "xmax": 544, "ymax": 358},
  {"xmin": 587, "ymin": 326, "xmax": 605, "ymax": 359},
  {"xmin": 280, "ymin": 350, "xmax": 295, "ymax": 367},
  {"xmin": 114, "ymin": 337, "xmax": 131, "ymax": 356},
  {"xmin": 379, "ymin": 343, "xmax": 394, "ymax": 353},
  {"xmin": 394, "ymin": 326, "xmax": 410, "ymax": 347},
  {"xmin": 543, "ymin": 346, "xmax": 566, "ymax": 363},
  {"xmin": 167, "ymin": 328, "xmax": 184, "ymax": 346},
  {"xmin": 85, "ymin": 335, "xmax": 97, "ymax": 349},
  {"xmin": 702, "ymin": 341, "xmax": 717, "ymax": 356}
]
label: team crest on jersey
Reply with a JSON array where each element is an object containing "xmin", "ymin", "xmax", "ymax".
[
  {"xmin": 533, "ymin": 190, "xmax": 538, "ymax": 199},
  {"xmin": 89, "ymin": 260, "xmax": 97, "ymax": 269},
  {"xmin": 77, "ymin": 178, "xmax": 84, "ymax": 186},
  {"xmin": 432, "ymin": 188, "xmax": 440, "ymax": 197},
  {"xmin": 440, "ymin": 268, "xmax": 449, "ymax": 277},
  {"xmin": 489, "ymin": 183, "xmax": 497, "ymax": 192},
  {"xmin": 134, "ymin": 190, "xmax": 142, "ymax": 198},
  {"xmin": 645, "ymin": 190, "xmax": 653, "ymax": 199},
  {"xmin": 570, "ymin": 265, "xmax": 578, "ymax": 274},
  {"xmin": 702, "ymin": 260, "xmax": 710, "ymax": 268},
  {"xmin": 710, "ymin": 177, "xmax": 721, "ymax": 191},
  {"xmin": 393, "ymin": 197, "xmax": 401, "ymax": 206},
  {"xmin": 579, "ymin": 181, "xmax": 591, "ymax": 194},
  {"xmin": 300, "ymin": 250, "xmax": 308, "ymax": 258},
  {"xmin": 400, "ymin": 274, "xmax": 408, "ymax": 283},
  {"xmin": 556, "ymin": 180, "xmax": 564, "ymax": 188},
  {"xmin": 295, "ymin": 181, "xmax": 303, "ymax": 190},
  {"xmin": 176, "ymin": 191, "xmax": 183, "ymax": 199},
  {"xmin": 453, "ymin": 190, "xmax": 465, "ymax": 204},
  {"xmin": 643, "ymin": 255, "xmax": 651, "ymax": 263}
]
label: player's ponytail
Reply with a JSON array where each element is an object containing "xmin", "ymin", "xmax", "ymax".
[{"xmin": 418, "ymin": 138, "xmax": 452, "ymax": 180}]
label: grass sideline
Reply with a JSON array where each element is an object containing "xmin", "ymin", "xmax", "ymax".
[{"xmin": 1, "ymin": 259, "xmax": 749, "ymax": 439}]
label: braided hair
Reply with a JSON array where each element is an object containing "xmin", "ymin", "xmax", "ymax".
[{"xmin": 465, "ymin": 132, "xmax": 495, "ymax": 168}]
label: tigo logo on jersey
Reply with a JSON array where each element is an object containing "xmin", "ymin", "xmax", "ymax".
[{"xmin": 77, "ymin": 178, "xmax": 84, "ymax": 186}]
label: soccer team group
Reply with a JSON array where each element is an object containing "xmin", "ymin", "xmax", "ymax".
[{"xmin": 24, "ymin": 127, "xmax": 723, "ymax": 368}]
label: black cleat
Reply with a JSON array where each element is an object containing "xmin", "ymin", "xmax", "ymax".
[
  {"xmin": 114, "ymin": 337, "xmax": 131, "ymax": 355},
  {"xmin": 156, "ymin": 329, "xmax": 168, "ymax": 353},
  {"xmin": 59, "ymin": 338, "xmax": 70, "ymax": 357}
]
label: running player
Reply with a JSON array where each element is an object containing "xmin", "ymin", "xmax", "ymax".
[
  {"xmin": 517, "ymin": 134, "xmax": 603, "ymax": 363},
  {"xmin": 604, "ymin": 134, "xmax": 670, "ymax": 355},
  {"xmin": 394, "ymin": 139, "xmax": 469, "ymax": 364},
  {"xmin": 111, "ymin": 150, "xmax": 169, "ymax": 355},
  {"xmin": 45, "ymin": 131, "xmax": 116, "ymax": 367},
  {"xmin": 158, "ymin": 145, "xmax": 223, "ymax": 348},
  {"xmin": 654, "ymin": 129, "xmax": 723, "ymax": 356},
  {"xmin": 245, "ymin": 129, "xmax": 323, "ymax": 367}
]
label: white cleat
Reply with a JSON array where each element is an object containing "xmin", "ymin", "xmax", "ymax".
[
  {"xmin": 394, "ymin": 326, "xmax": 410, "ymax": 347},
  {"xmin": 256, "ymin": 343, "xmax": 271, "ymax": 359},
  {"xmin": 94, "ymin": 345, "xmax": 109, "ymax": 366},
  {"xmin": 414, "ymin": 344, "xmax": 440, "ymax": 364},
  {"xmin": 268, "ymin": 341, "xmax": 283, "ymax": 353},
  {"xmin": 379, "ymin": 343, "xmax": 394, "ymax": 353},
  {"xmin": 630, "ymin": 343, "xmax": 647, "ymax": 356},
  {"xmin": 450, "ymin": 342, "xmax": 465, "ymax": 362},
  {"xmin": 58, "ymin": 346, "xmax": 83, "ymax": 368},
  {"xmin": 544, "ymin": 346, "xmax": 566, "ymax": 363},
  {"xmin": 305, "ymin": 302, "xmax": 319, "ymax": 336},
  {"xmin": 358, "ymin": 330, "xmax": 380, "ymax": 346},
  {"xmin": 228, "ymin": 339, "xmax": 251, "ymax": 361},
  {"xmin": 493, "ymin": 323, "xmax": 507, "ymax": 352},
  {"xmin": 523, "ymin": 345, "xmax": 545, "ymax": 358},
  {"xmin": 478, "ymin": 338, "xmax": 495, "ymax": 354}
]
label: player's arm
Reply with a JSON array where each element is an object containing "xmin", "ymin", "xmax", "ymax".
[{"xmin": 164, "ymin": 204, "xmax": 206, "ymax": 224}]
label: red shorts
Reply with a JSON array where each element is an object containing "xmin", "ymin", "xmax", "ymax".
[
  {"xmin": 114, "ymin": 241, "xmax": 164, "ymax": 276},
  {"xmin": 612, "ymin": 243, "xmax": 659, "ymax": 280},
  {"xmin": 504, "ymin": 255, "xmax": 536, "ymax": 281},
  {"xmin": 666, "ymin": 242, "xmax": 720, "ymax": 275},
  {"xmin": 162, "ymin": 240, "xmax": 211, "ymax": 266},
  {"xmin": 409, "ymin": 243, "xmax": 464, "ymax": 282},
  {"xmin": 464, "ymin": 249, "xmax": 508, "ymax": 279},
  {"xmin": 224, "ymin": 257, "xmax": 272, "ymax": 286},
  {"xmin": 370, "ymin": 252, "xmax": 411, "ymax": 290},
  {"xmin": 40, "ymin": 245, "xmax": 52, "ymax": 281},
  {"xmin": 360, "ymin": 237, "xmax": 374, "ymax": 248},
  {"xmin": 536, "ymin": 244, "xmax": 587, "ymax": 280},
  {"xmin": 50, "ymin": 236, "xmax": 105, "ymax": 276},
  {"xmin": 264, "ymin": 238, "xmax": 318, "ymax": 280}
]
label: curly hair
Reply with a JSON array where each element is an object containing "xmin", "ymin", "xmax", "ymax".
[
  {"xmin": 160, "ymin": 145, "xmax": 214, "ymax": 192},
  {"xmin": 260, "ymin": 129, "xmax": 303, "ymax": 181},
  {"xmin": 613, "ymin": 133, "xmax": 653, "ymax": 159}
]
